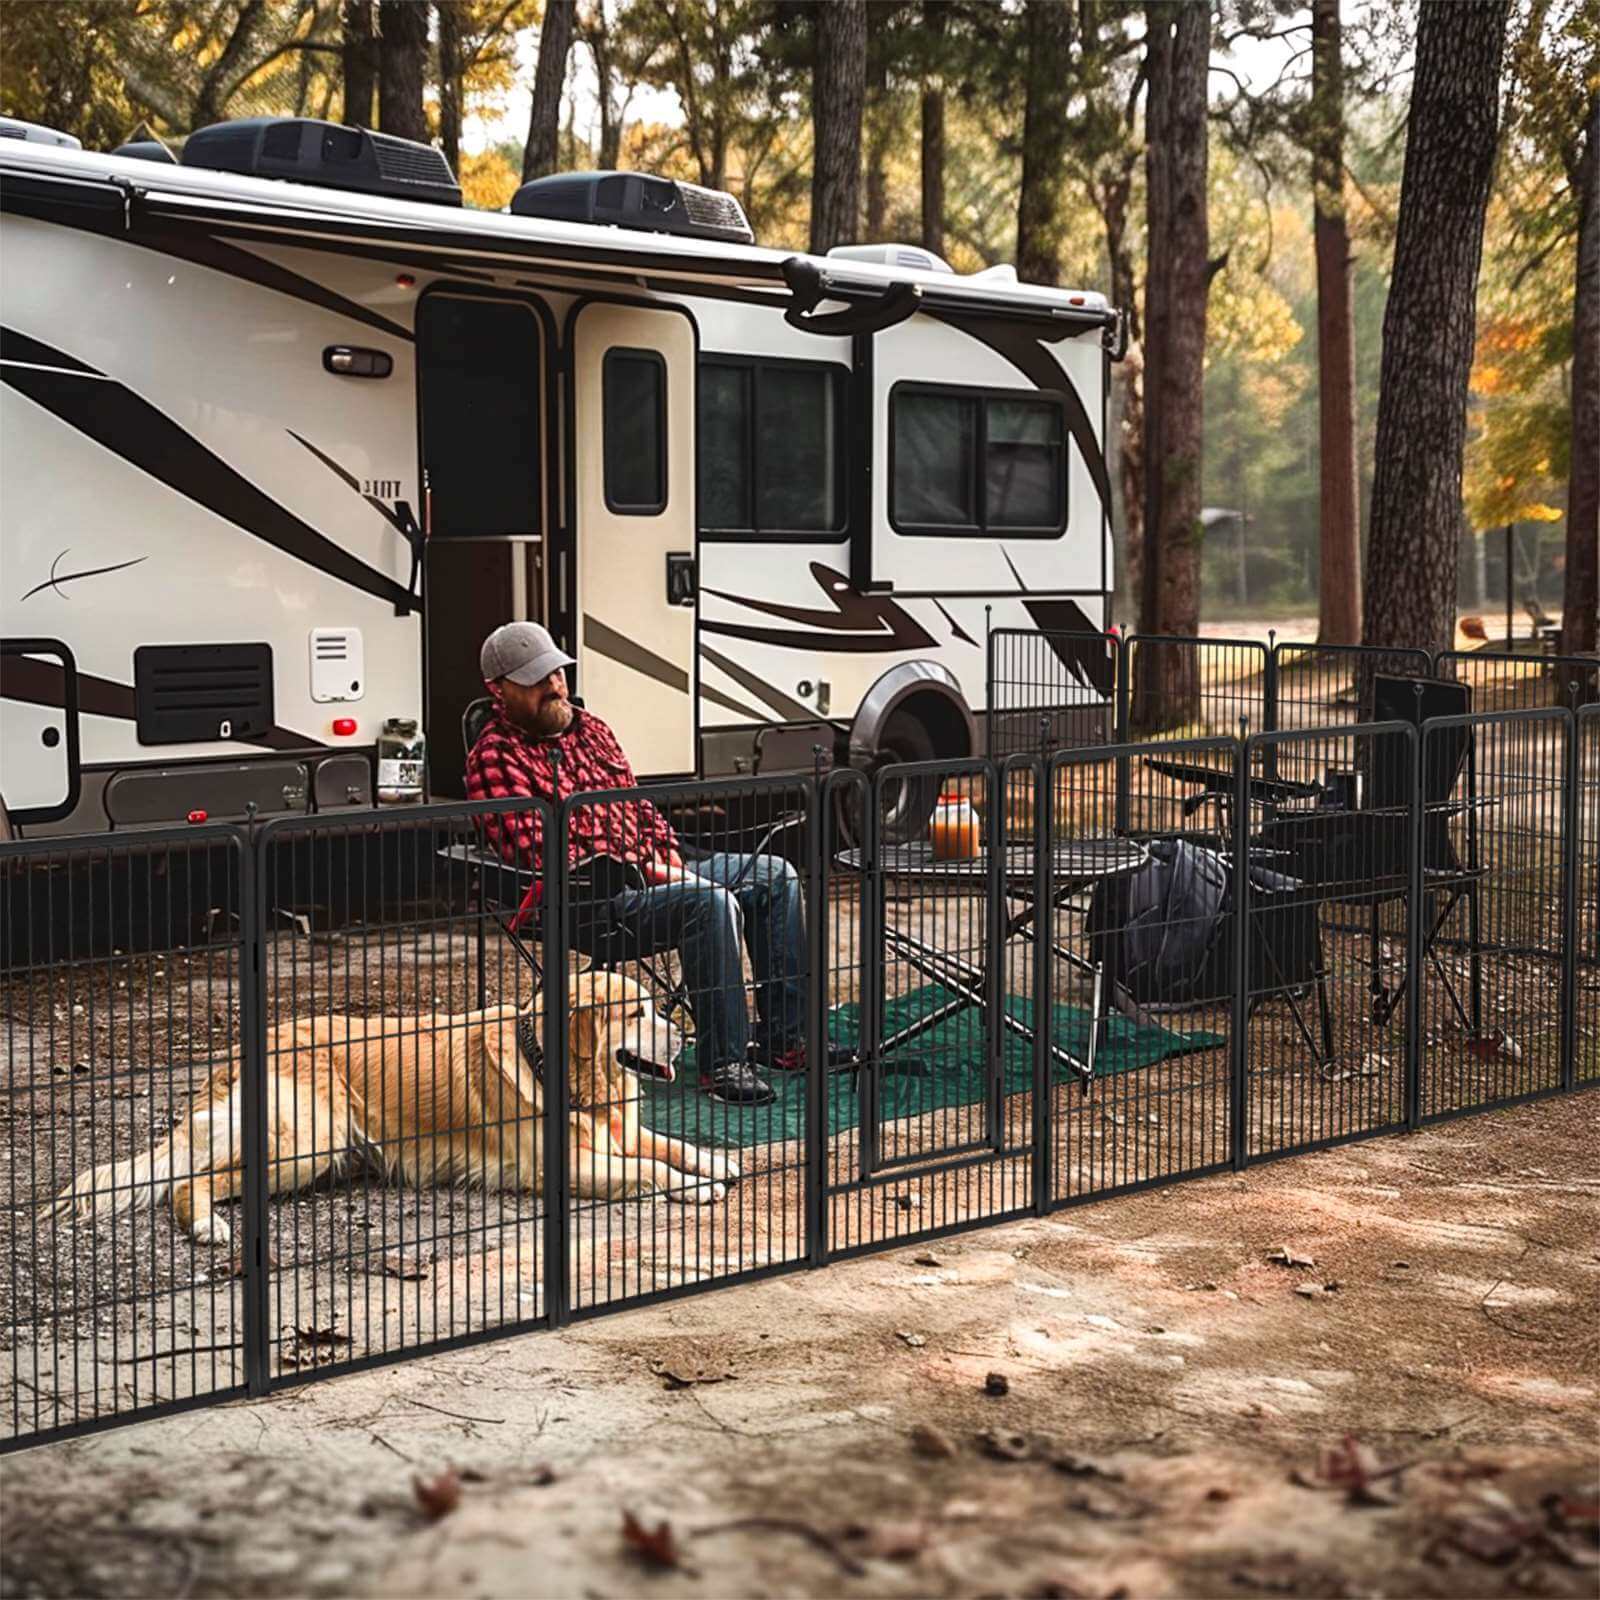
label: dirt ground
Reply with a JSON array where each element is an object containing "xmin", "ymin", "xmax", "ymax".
[{"xmin": 2, "ymin": 1091, "xmax": 1595, "ymax": 1600}]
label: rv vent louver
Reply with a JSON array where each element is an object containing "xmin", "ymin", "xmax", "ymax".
[
  {"xmin": 134, "ymin": 643, "xmax": 274, "ymax": 746},
  {"xmin": 510, "ymin": 171, "xmax": 754, "ymax": 245},
  {"xmin": 181, "ymin": 118, "xmax": 461, "ymax": 207}
]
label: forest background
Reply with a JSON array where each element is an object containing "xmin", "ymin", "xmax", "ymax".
[{"xmin": 2, "ymin": 0, "xmax": 1594, "ymax": 644}]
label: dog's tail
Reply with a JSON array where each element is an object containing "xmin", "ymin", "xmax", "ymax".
[{"xmin": 52, "ymin": 1123, "xmax": 191, "ymax": 1223}]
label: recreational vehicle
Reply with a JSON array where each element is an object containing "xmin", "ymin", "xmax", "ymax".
[{"xmin": 0, "ymin": 116, "xmax": 1119, "ymax": 838}]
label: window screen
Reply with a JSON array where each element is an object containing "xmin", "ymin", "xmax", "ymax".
[
  {"xmin": 891, "ymin": 385, "xmax": 1067, "ymax": 536},
  {"xmin": 603, "ymin": 348, "xmax": 667, "ymax": 513},
  {"xmin": 698, "ymin": 357, "xmax": 846, "ymax": 536},
  {"xmin": 418, "ymin": 296, "xmax": 540, "ymax": 537}
]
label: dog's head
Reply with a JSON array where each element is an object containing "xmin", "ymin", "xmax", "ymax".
[{"xmin": 570, "ymin": 970, "xmax": 683, "ymax": 1088}]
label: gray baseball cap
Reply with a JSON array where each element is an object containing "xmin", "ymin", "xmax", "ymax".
[{"xmin": 480, "ymin": 621, "xmax": 576, "ymax": 687}]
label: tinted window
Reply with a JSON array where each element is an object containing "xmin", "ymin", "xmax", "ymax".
[
  {"xmin": 892, "ymin": 391, "xmax": 979, "ymax": 528},
  {"xmin": 758, "ymin": 365, "xmax": 841, "ymax": 530},
  {"xmin": 890, "ymin": 386, "xmax": 1067, "ymax": 536},
  {"xmin": 987, "ymin": 398, "xmax": 1063, "ymax": 529},
  {"xmin": 698, "ymin": 358, "xmax": 847, "ymax": 537},
  {"xmin": 698, "ymin": 362, "xmax": 751, "ymax": 529},
  {"xmin": 418, "ymin": 296, "xmax": 540, "ymax": 537},
  {"xmin": 603, "ymin": 348, "xmax": 667, "ymax": 513}
]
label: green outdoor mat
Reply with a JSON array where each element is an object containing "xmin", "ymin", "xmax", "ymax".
[{"xmin": 638, "ymin": 983, "xmax": 1225, "ymax": 1151}]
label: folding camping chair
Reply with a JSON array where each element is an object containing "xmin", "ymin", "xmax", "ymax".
[{"xmin": 1256, "ymin": 675, "xmax": 1485, "ymax": 1038}]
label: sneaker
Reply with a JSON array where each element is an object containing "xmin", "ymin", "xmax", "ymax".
[
  {"xmin": 762, "ymin": 1041, "xmax": 861, "ymax": 1074},
  {"xmin": 699, "ymin": 1057, "xmax": 776, "ymax": 1105}
]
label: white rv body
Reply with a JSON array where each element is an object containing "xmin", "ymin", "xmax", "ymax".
[{"xmin": 0, "ymin": 131, "xmax": 1117, "ymax": 834}]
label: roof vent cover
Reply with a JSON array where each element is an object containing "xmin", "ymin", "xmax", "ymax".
[
  {"xmin": 510, "ymin": 171, "xmax": 753, "ymax": 245},
  {"xmin": 827, "ymin": 243, "xmax": 953, "ymax": 274},
  {"xmin": 182, "ymin": 117, "xmax": 460, "ymax": 206}
]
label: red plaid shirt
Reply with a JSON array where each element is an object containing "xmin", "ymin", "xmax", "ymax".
[{"xmin": 464, "ymin": 705, "xmax": 679, "ymax": 876}]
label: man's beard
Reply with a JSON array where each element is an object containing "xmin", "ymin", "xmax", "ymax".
[{"xmin": 509, "ymin": 696, "xmax": 573, "ymax": 738}]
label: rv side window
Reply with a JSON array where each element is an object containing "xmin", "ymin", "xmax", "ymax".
[
  {"xmin": 603, "ymin": 348, "xmax": 667, "ymax": 513},
  {"xmin": 890, "ymin": 384, "xmax": 1067, "ymax": 537},
  {"xmin": 697, "ymin": 357, "xmax": 847, "ymax": 538},
  {"xmin": 417, "ymin": 295, "xmax": 541, "ymax": 537}
]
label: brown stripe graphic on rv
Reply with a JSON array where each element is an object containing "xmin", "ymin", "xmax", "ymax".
[
  {"xmin": 699, "ymin": 563, "xmax": 935, "ymax": 654},
  {"xmin": 582, "ymin": 615, "xmax": 690, "ymax": 693},
  {"xmin": 0, "ymin": 654, "xmax": 320, "ymax": 752},
  {"xmin": 696, "ymin": 646, "xmax": 815, "ymax": 723},
  {"xmin": 0, "ymin": 329, "xmax": 417, "ymax": 613},
  {"xmin": 0, "ymin": 182, "xmax": 415, "ymax": 344}
]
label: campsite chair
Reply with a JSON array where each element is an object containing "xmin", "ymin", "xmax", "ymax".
[{"xmin": 1256, "ymin": 675, "xmax": 1485, "ymax": 1040}]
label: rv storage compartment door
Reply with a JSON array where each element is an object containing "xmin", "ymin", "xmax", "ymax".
[
  {"xmin": 104, "ymin": 761, "xmax": 310, "ymax": 827},
  {"xmin": 571, "ymin": 303, "xmax": 697, "ymax": 777},
  {"xmin": 867, "ymin": 316, "xmax": 1104, "ymax": 598}
]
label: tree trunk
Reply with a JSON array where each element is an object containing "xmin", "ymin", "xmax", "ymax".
[
  {"xmin": 1311, "ymin": 0, "xmax": 1361, "ymax": 645},
  {"xmin": 1561, "ymin": 91, "xmax": 1599, "ymax": 663},
  {"xmin": 1102, "ymin": 163, "xmax": 1143, "ymax": 621},
  {"xmin": 864, "ymin": 47, "xmax": 891, "ymax": 239},
  {"xmin": 341, "ymin": 0, "xmax": 378, "ymax": 127},
  {"xmin": 1015, "ymin": 0, "xmax": 1073, "ymax": 287},
  {"xmin": 920, "ymin": 0, "xmax": 947, "ymax": 257},
  {"xmin": 523, "ymin": 0, "xmax": 575, "ymax": 182},
  {"xmin": 1135, "ymin": 0, "xmax": 1209, "ymax": 730},
  {"xmin": 436, "ymin": 0, "xmax": 462, "ymax": 176},
  {"xmin": 377, "ymin": 0, "xmax": 429, "ymax": 144},
  {"xmin": 587, "ymin": 2, "xmax": 623, "ymax": 170},
  {"xmin": 810, "ymin": 0, "xmax": 867, "ymax": 253},
  {"xmin": 1362, "ymin": 0, "xmax": 1509, "ymax": 666},
  {"xmin": 193, "ymin": 0, "xmax": 265, "ymax": 129}
]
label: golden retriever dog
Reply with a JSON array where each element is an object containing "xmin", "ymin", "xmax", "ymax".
[{"xmin": 55, "ymin": 971, "xmax": 739, "ymax": 1245}]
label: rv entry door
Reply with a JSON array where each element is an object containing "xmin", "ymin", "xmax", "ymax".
[{"xmin": 570, "ymin": 303, "xmax": 697, "ymax": 777}]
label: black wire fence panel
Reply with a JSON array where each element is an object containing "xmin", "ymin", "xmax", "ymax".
[
  {"xmin": 1, "ymin": 827, "xmax": 250, "ymax": 1448},
  {"xmin": 821, "ymin": 760, "xmax": 1035, "ymax": 1259},
  {"xmin": 1127, "ymin": 635, "xmax": 1269, "ymax": 741},
  {"xmin": 1242, "ymin": 725, "xmax": 1417, "ymax": 1160},
  {"xmin": 5, "ymin": 675, "xmax": 1596, "ymax": 1452},
  {"xmin": 1415, "ymin": 712, "xmax": 1571, "ymax": 1120},
  {"xmin": 1579, "ymin": 708, "xmax": 1600, "ymax": 1084},
  {"xmin": 1270, "ymin": 644, "xmax": 1434, "ymax": 786},
  {"xmin": 1436, "ymin": 650, "xmax": 1600, "ymax": 716},
  {"xmin": 556, "ymin": 776, "xmax": 814, "ymax": 1316},
  {"xmin": 986, "ymin": 629, "xmax": 1117, "ymax": 762},
  {"xmin": 254, "ymin": 801, "xmax": 554, "ymax": 1387},
  {"xmin": 1046, "ymin": 741, "xmax": 1240, "ymax": 1205}
]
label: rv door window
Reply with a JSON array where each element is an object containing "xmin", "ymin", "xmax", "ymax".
[
  {"xmin": 697, "ymin": 356, "xmax": 847, "ymax": 538},
  {"xmin": 417, "ymin": 295, "xmax": 540, "ymax": 536},
  {"xmin": 603, "ymin": 347, "xmax": 668, "ymax": 513},
  {"xmin": 889, "ymin": 384, "xmax": 1066, "ymax": 537}
]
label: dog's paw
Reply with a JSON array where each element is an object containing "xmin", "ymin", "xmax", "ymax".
[
  {"xmin": 668, "ymin": 1176, "xmax": 725, "ymax": 1205},
  {"xmin": 190, "ymin": 1213, "xmax": 232, "ymax": 1247},
  {"xmin": 704, "ymin": 1153, "xmax": 741, "ymax": 1183}
]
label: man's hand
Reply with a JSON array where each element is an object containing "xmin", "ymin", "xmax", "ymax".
[{"xmin": 641, "ymin": 851, "xmax": 702, "ymax": 888}]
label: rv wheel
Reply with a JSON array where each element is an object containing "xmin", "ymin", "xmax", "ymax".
[{"xmin": 833, "ymin": 712, "xmax": 940, "ymax": 847}]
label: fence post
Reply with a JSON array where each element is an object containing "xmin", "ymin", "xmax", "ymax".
[
  {"xmin": 1262, "ymin": 634, "xmax": 1280, "ymax": 782},
  {"xmin": 240, "ymin": 827, "xmax": 271, "ymax": 1396},
  {"xmin": 1230, "ymin": 732, "xmax": 1251, "ymax": 1171},
  {"xmin": 806, "ymin": 769, "xmax": 829, "ymax": 1267},
  {"xmin": 1114, "ymin": 632, "xmax": 1131, "ymax": 835},
  {"xmin": 1404, "ymin": 720, "xmax": 1425, "ymax": 1129},
  {"xmin": 1031, "ymin": 755, "xmax": 1053, "ymax": 1214},
  {"xmin": 859, "ymin": 772, "xmax": 881, "ymax": 1182},
  {"xmin": 1560, "ymin": 712, "xmax": 1580, "ymax": 1092},
  {"xmin": 984, "ymin": 607, "xmax": 995, "ymax": 761},
  {"xmin": 542, "ymin": 800, "xmax": 571, "ymax": 1329},
  {"xmin": 986, "ymin": 759, "xmax": 1006, "ymax": 1155}
]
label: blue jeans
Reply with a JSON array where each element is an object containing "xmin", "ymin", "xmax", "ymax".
[{"xmin": 607, "ymin": 853, "xmax": 806, "ymax": 1072}]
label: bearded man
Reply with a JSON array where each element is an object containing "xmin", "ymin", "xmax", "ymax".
[{"xmin": 465, "ymin": 621, "xmax": 820, "ymax": 1105}]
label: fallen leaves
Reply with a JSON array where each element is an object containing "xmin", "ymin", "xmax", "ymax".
[
  {"xmin": 978, "ymin": 1428, "xmax": 1033, "ymax": 1462},
  {"xmin": 281, "ymin": 1322, "xmax": 352, "ymax": 1368},
  {"xmin": 653, "ymin": 1364, "xmax": 737, "ymax": 1390},
  {"xmin": 1291, "ymin": 1436, "xmax": 1410, "ymax": 1506},
  {"xmin": 1266, "ymin": 1247, "xmax": 1316, "ymax": 1270},
  {"xmin": 622, "ymin": 1509, "xmax": 682, "ymax": 1570},
  {"xmin": 910, "ymin": 1422, "xmax": 957, "ymax": 1459},
  {"xmin": 412, "ymin": 1467, "xmax": 461, "ymax": 1521},
  {"xmin": 381, "ymin": 1250, "xmax": 433, "ymax": 1282},
  {"xmin": 895, "ymin": 1330, "xmax": 927, "ymax": 1348}
]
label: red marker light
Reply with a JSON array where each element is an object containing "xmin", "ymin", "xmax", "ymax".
[
  {"xmin": 395, "ymin": 273, "xmax": 416, "ymax": 289},
  {"xmin": 332, "ymin": 717, "xmax": 358, "ymax": 736},
  {"xmin": 187, "ymin": 809, "xmax": 208, "ymax": 824}
]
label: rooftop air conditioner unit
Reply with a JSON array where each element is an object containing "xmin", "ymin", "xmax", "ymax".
[{"xmin": 510, "ymin": 171, "xmax": 754, "ymax": 245}]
